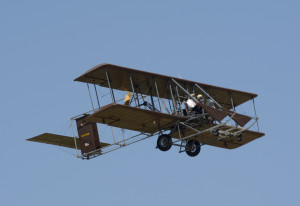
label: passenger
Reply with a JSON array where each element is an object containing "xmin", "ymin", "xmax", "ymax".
[
  {"xmin": 197, "ymin": 94, "xmax": 204, "ymax": 103},
  {"xmin": 191, "ymin": 94, "xmax": 203, "ymax": 114},
  {"xmin": 124, "ymin": 92, "xmax": 131, "ymax": 106},
  {"xmin": 185, "ymin": 94, "xmax": 202, "ymax": 114},
  {"xmin": 206, "ymin": 98, "xmax": 215, "ymax": 108}
]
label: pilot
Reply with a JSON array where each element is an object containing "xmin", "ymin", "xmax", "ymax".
[
  {"xmin": 186, "ymin": 94, "xmax": 196, "ymax": 109},
  {"xmin": 182, "ymin": 96, "xmax": 191, "ymax": 116},
  {"xmin": 186, "ymin": 94, "xmax": 203, "ymax": 114}
]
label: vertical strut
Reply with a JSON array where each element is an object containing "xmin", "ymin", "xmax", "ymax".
[
  {"xmin": 168, "ymin": 81, "xmax": 177, "ymax": 114},
  {"xmin": 149, "ymin": 87, "xmax": 155, "ymax": 109},
  {"xmin": 111, "ymin": 127, "xmax": 116, "ymax": 144},
  {"xmin": 135, "ymin": 86, "xmax": 140, "ymax": 106},
  {"xmin": 191, "ymin": 85, "xmax": 195, "ymax": 96},
  {"xmin": 252, "ymin": 98, "xmax": 260, "ymax": 131},
  {"xmin": 230, "ymin": 92, "xmax": 238, "ymax": 126},
  {"xmin": 154, "ymin": 77, "xmax": 162, "ymax": 112},
  {"xmin": 94, "ymin": 84, "xmax": 100, "ymax": 108},
  {"xmin": 175, "ymin": 85, "xmax": 183, "ymax": 115},
  {"xmin": 121, "ymin": 129, "xmax": 126, "ymax": 145},
  {"xmin": 86, "ymin": 82, "xmax": 95, "ymax": 111},
  {"xmin": 185, "ymin": 83, "xmax": 189, "ymax": 93},
  {"xmin": 129, "ymin": 73, "xmax": 138, "ymax": 107},
  {"xmin": 71, "ymin": 118, "xmax": 79, "ymax": 157},
  {"xmin": 230, "ymin": 93, "xmax": 235, "ymax": 111},
  {"xmin": 105, "ymin": 69, "xmax": 116, "ymax": 103}
]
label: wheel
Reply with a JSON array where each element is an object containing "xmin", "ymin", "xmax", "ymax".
[
  {"xmin": 157, "ymin": 134, "xmax": 172, "ymax": 151},
  {"xmin": 237, "ymin": 134, "xmax": 243, "ymax": 142},
  {"xmin": 213, "ymin": 129, "xmax": 219, "ymax": 137},
  {"xmin": 185, "ymin": 140, "xmax": 201, "ymax": 157}
]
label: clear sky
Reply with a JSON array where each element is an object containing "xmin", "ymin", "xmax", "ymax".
[{"xmin": 1, "ymin": 0, "xmax": 299, "ymax": 205}]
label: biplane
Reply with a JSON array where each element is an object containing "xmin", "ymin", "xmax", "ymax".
[{"xmin": 27, "ymin": 63, "xmax": 265, "ymax": 159}]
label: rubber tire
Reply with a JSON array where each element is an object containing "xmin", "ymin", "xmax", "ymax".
[
  {"xmin": 186, "ymin": 140, "xmax": 201, "ymax": 157},
  {"xmin": 157, "ymin": 134, "xmax": 172, "ymax": 151}
]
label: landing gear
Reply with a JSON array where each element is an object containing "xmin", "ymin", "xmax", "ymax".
[
  {"xmin": 237, "ymin": 134, "xmax": 243, "ymax": 142},
  {"xmin": 157, "ymin": 134, "xmax": 172, "ymax": 151},
  {"xmin": 185, "ymin": 140, "xmax": 201, "ymax": 157}
]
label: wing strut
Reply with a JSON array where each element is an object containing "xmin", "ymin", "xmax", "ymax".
[{"xmin": 171, "ymin": 79, "xmax": 198, "ymax": 103}]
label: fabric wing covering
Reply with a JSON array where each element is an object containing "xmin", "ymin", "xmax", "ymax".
[
  {"xmin": 172, "ymin": 126, "xmax": 265, "ymax": 149},
  {"xmin": 85, "ymin": 103, "xmax": 186, "ymax": 134},
  {"xmin": 27, "ymin": 133, "xmax": 110, "ymax": 149},
  {"xmin": 74, "ymin": 63, "xmax": 258, "ymax": 109}
]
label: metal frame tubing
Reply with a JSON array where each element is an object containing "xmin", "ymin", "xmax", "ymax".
[
  {"xmin": 105, "ymin": 69, "xmax": 116, "ymax": 103},
  {"xmin": 94, "ymin": 84, "xmax": 101, "ymax": 108},
  {"xmin": 86, "ymin": 82, "xmax": 95, "ymax": 111},
  {"xmin": 230, "ymin": 93, "xmax": 238, "ymax": 126},
  {"xmin": 153, "ymin": 78, "xmax": 162, "ymax": 112},
  {"xmin": 79, "ymin": 132, "xmax": 159, "ymax": 159},
  {"xmin": 175, "ymin": 85, "xmax": 183, "ymax": 115},
  {"xmin": 229, "ymin": 93, "xmax": 235, "ymax": 111},
  {"xmin": 171, "ymin": 79, "xmax": 198, "ymax": 103},
  {"xmin": 129, "ymin": 73, "xmax": 138, "ymax": 106},
  {"xmin": 252, "ymin": 98, "xmax": 260, "ymax": 131},
  {"xmin": 149, "ymin": 87, "xmax": 155, "ymax": 109},
  {"xmin": 185, "ymin": 83, "xmax": 189, "ymax": 93},
  {"xmin": 135, "ymin": 85, "xmax": 141, "ymax": 106},
  {"xmin": 194, "ymin": 83, "xmax": 222, "ymax": 109},
  {"xmin": 71, "ymin": 118, "xmax": 79, "ymax": 157},
  {"xmin": 168, "ymin": 80, "xmax": 177, "ymax": 114},
  {"xmin": 191, "ymin": 85, "xmax": 196, "ymax": 96}
]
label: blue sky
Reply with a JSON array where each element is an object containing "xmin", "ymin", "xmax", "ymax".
[{"xmin": 1, "ymin": 0, "xmax": 299, "ymax": 205}]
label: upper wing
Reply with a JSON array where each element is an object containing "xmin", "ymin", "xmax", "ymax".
[{"xmin": 74, "ymin": 63, "xmax": 258, "ymax": 109}]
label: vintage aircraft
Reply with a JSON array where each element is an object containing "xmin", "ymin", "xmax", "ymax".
[{"xmin": 27, "ymin": 63, "xmax": 265, "ymax": 159}]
